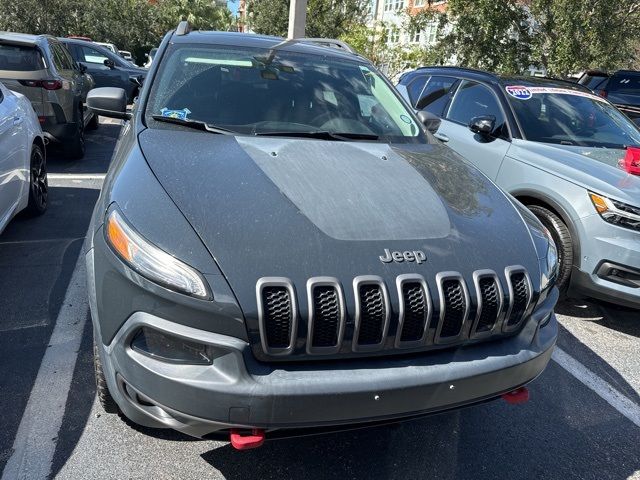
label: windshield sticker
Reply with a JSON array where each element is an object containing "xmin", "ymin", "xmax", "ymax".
[
  {"xmin": 506, "ymin": 86, "xmax": 608, "ymax": 103},
  {"xmin": 400, "ymin": 114, "xmax": 412, "ymax": 124},
  {"xmin": 160, "ymin": 107, "xmax": 191, "ymax": 120},
  {"xmin": 506, "ymin": 85, "xmax": 532, "ymax": 100}
]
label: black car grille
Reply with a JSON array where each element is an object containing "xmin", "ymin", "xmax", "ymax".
[
  {"xmin": 506, "ymin": 272, "xmax": 530, "ymax": 327},
  {"xmin": 256, "ymin": 267, "xmax": 532, "ymax": 359},
  {"xmin": 356, "ymin": 284, "xmax": 386, "ymax": 345},
  {"xmin": 476, "ymin": 276, "xmax": 501, "ymax": 333},
  {"xmin": 310, "ymin": 286, "xmax": 340, "ymax": 348},
  {"xmin": 399, "ymin": 283, "xmax": 428, "ymax": 342},
  {"xmin": 261, "ymin": 286, "xmax": 293, "ymax": 350},
  {"xmin": 438, "ymin": 279, "xmax": 467, "ymax": 338}
]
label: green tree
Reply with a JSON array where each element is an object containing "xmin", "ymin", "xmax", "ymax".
[
  {"xmin": 248, "ymin": 0, "xmax": 368, "ymax": 38},
  {"xmin": 415, "ymin": 0, "xmax": 532, "ymax": 74},
  {"xmin": 0, "ymin": 0, "xmax": 231, "ymax": 64},
  {"xmin": 529, "ymin": 0, "xmax": 640, "ymax": 76}
]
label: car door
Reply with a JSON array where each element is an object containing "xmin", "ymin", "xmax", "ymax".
[
  {"xmin": 74, "ymin": 44, "xmax": 127, "ymax": 90},
  {"xmin": 48, "ymin": 40, "xmax": 81, "ymax": 124},
  {"xmin": 435, "ymin": 80, "xmax": 511, "ymax": 180},
  {"xmin": 0, "ymin": 84, "xmax": 26, "ymax": 225}
]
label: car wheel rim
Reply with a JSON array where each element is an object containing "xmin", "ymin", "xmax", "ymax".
[{"xmin": 31, "ymin": 149, "xmax": 48, "ymax": 209}]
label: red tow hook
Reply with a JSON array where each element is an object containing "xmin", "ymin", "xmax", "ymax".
[
  {"xmin": 230, "ymin": 429, "xmax": 265, "ymax": 450},
  {"xmin": 501, "ymin": 386, "xmax": 530, "ymax": 405}
]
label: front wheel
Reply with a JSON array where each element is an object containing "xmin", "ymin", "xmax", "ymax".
[
  {"xmin": 528, "ymin": 204, "xmax": 574, "ymax": 293},
  {"xmin": 93, "ymin": 339, "xmax": 119, "ymax": 414},
  {"xmin": 25, "ymin": 144, "xmax": 48, "ymax": 216}
]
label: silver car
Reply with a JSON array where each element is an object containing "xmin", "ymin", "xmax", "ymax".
[
  {"xmin": 0, "ymin": 32, "xmax": 97, "ymax": 159},
  {"xmin": 398, "ymin": 68, "xmax": 640, "ymax": 308}
]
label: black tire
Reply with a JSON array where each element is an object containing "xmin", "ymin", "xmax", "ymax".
[
  {"xmin": 64, "ymin": 106, "xmax": 86, "ymax": 159},
  {"xmin": 93, "ymin": 339, "xmax": 120, "ymax": 414},
  {"xmin": 25, "ymin": 144, "xmax": 48, "ymax": 216},
  {"xmin": 86, "ymin": 112, "xmax": 99, "ymax": 131},
  {"xmin": 528, "ymin": 204, "xmax": 574, "ymax": 293}
]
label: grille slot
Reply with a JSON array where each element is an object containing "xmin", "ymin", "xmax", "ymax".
[
  {"xmin": 475, "ymin": 275, "xmax": 501, "ymax": 333},
  {"xmin": 437, "ymin": 275, "xmax": 468, "ymax": 341},
  {"xmin": 507, "ymin": 271, "xmax": 530, "ymax": 327},
  {"xmin": 262, "ymin": 287, "xmax": 293, "ymax": 348},
  {"xmin": 311, "ymin": 286, "xmax": 340, "ymax": 347},
  {"xmin": 353, "ymin": 277, "xmax": 389, "ymax": 351},
  {"xmin": 396, "ymin": 276, "xmax": 431, "ymax": 347},
  {"xmin": 257, "ymin": 278, "xmax": 297, "ymax": 355}
]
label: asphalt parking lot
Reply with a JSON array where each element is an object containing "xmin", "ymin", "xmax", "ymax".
[{"xmin": 0, "ymin": 119, "xmax": 639, "ymax": 480}]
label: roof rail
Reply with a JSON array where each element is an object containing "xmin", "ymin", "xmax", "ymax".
[
  {"xmin": 296, "ymin": 38, "xmax": 356, "ymax": 54},
  {"xmin": 176, "ymin": 20, "xmax": 191, "ymax": 36}
]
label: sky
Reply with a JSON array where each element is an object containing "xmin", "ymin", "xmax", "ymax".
[{"xmin": 228, "ymin": 0, "xmax": 238, "ymax": 15}]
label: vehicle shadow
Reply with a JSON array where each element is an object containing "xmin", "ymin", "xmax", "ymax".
[
  {"xmin": 556, "ymin": 296, "xmax": 640, "ymax": 338},
  {"xmin": 46, "ymin": 119, "xmax": 121, "ymax": 174}
]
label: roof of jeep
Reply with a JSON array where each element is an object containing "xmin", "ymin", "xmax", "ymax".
[
  {"xmin": 169, "ymin": 30, "xmax": 367, "ymax": 63},
  {"xmin": 0, "ymin": 32, "xmax": 53, "ymax": 47}
]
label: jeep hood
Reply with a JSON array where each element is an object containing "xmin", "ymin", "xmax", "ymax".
[{"xmin": 138, "ymin": 130, "xmax": 539, "ymax": 312}]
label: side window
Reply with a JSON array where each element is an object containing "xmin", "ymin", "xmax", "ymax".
[
  {"xmin": 445, "ymin": 80, "xmax": 506, "ymax": 133},
  {"xmin": 59, "ymin": 44, "xmax": 76, "ymax": 70},
  {"xmin": 406, "ymin": 75, "xmax": 428, "ymax": 106},
  {"xmin": 585, "ymin": 76, "xmax": 608, "ymax": 90},
  {"xmin": 79, "ymin": 46, "xmax": 110, "ymax": 65},
  {"xmin": 48, "ymin": 43, "xmax": 64, "ymax": 72},
  {"xmin": 51, "ymin": 43, "xmax": 73, "ymax": 71},
  {"xmin": 416, "ymin": 75, "xmax": 457, "ymax": 117}
]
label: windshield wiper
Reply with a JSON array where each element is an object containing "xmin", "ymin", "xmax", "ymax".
[
  {"xmin": 150, "ymin": 115, "xmax": 234, "ymax": 135},
  {"xmin": 253, "ymin": 130, "xmax": 379, "ymax": 141}
]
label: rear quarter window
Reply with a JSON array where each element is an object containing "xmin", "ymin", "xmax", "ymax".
[
  {"xmin": 609, "ymin": 74, "xmax": 640, "ymax": 94},
  {"xmin": 0, "ymin": 44, "xmax": 45, "ymax": 71}
]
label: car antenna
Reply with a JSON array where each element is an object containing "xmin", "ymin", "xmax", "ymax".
[{"xmin": 176, "ymin": 20, "xmax": 191, "ymax": 36}]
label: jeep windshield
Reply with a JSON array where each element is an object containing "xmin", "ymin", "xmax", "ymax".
[
  {"xmin": 144, "ymin": 43, "xmax": 426, "ymax": 143},
  {"xmin": 507, "ymin": 86, "xmax": 640, "ymax": 148}
]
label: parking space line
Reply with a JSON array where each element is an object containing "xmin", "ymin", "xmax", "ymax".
[
  {"xmin": 553, "ymin": 347, "xmax": 640, "ymax": 428},
  {"xmin": 1, "ymin": 252, "xmax": 88, "ymax": 480},
  {"xmin": 47, "ymin": 173, "xmax": 106, "ymax": 180}
]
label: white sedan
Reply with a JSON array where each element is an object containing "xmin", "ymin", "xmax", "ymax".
[{"xmin": 0, "ymin": 82, "xmax": 47, "ymax": 234}]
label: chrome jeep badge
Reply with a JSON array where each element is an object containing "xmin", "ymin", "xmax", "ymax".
[{"xmin": 379, "ymin": 249, "xmax": 427, "ymax": 264}]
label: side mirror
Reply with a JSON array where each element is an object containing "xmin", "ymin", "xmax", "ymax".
[
  {"xmin": 77, "ymin": 62, "xmax": 87, "ymax": 74},
  {"xmin": 87, "ymin": 87, "xmax": 130, "ymax": 119},
  {"xmin": 468, "ymin": 115, "xmax": 496, "ymax": 136},
  {"xmin": 417, "ymin": 110, "xmax": 441, "ymax": 134},
  {"xmin": 103, "ymin": 58, "xmax": 116, "ymax": 69}
]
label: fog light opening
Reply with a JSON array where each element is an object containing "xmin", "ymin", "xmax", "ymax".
[{"xmin": 131, "ymin": 327, "xmax": 214, "ymax": 365}]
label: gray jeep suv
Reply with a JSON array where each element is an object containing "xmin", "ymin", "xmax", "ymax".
[
  {"xmin": 0, "ymin": 32, "xmax": 96, "ymax": 159},
  {"xmin": 85, "ymin": 24, "xmax": 558, "ymax": 448}
]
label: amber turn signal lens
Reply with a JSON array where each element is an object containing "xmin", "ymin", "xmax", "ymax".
[
  {"xmin": 106, "ymin": 213, "xmax": 135, "ymax": 262},
  {"xmin": 589, "ymin": 193, "xmax": 609, "ymax": 214}
]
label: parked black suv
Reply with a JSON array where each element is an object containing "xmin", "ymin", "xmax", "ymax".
[
  {"xmin": 60, "ymin": 38, "xmax": 146, "ymax": 103},
  {"xmin": 578, "ymin": 70, "xmax": 640, "ymax": 123},
  {"xmin": 85, "ymin": 23, "xmax": 559, "ymax": 449}
]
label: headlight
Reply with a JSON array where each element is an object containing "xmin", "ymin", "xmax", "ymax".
[
  {"xmin": 540, "ymin": 227, "xmax": 558, "ymax": 292},
  {"xmin": 589, "ymin": 192, "xmax": 640, "ymax": 232},
  {"xmin": 105, "ymin": 208, "xmax": 210, "ymax": 299}
]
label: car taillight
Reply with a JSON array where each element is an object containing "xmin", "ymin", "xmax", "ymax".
[
  {"xmin": 18, "ymin": 80, "xmax": 62, "ymax": 90},
  {"xmin": 619, "ymin": 146, "xmax": 640, "ymax": 175},
  {"xmin": 41, "ymin": 80, "xmax": 63, "ymax": 90}
]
